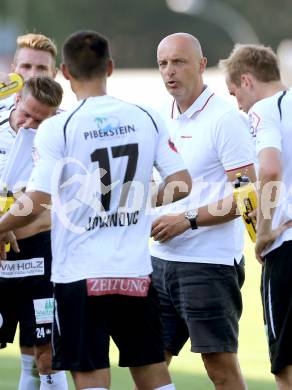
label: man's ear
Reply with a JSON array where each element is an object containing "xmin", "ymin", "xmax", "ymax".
[
  {"xmin": 199, "ymin": 57, "xmax": 207, "ymax": 73},
  {"xmin": 107, "ymin": 59, "xmax": 114, "ymax": 77},
  {"xmin": 14, "ymin": 92, "xmax": 21, "ymax": 107},
  {"xmin": 61, "ymin": 63, "xmax": 70, "ymax": 80},
  {"xmin": 240, "ymin": 73, "xmax": 253, "ymax": 88}
]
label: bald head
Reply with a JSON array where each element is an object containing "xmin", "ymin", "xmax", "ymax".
[
  {"xmin": 157, "ymin": 32, "xmax": 207, "ymax": 112},
  {"xmin": 157, "ymin": 33, "xmax": 203, "ymax": 59}
]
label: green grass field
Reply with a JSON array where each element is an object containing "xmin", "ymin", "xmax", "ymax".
[{"xmin": 0, "ymin": 235, "xmax": 275, "ymax": 389}]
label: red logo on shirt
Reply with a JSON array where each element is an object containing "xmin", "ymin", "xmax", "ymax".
[
  {"xmin": 168, "ymin": 139, "xmax": 178, "ymax": 153},
  {"xmin": 249, "ymin": 111, "xmax": 260, "ymax": 137}
]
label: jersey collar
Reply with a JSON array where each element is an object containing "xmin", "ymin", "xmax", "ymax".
[{"xmin": 171, "ymin": 86, "xmax": 215, "ymax": 120}]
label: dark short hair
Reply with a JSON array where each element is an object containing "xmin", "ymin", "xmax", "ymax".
[
  {"xmin": 21, "ymin": 76, "xmax": 63, "ymax": 108},
  {"xmin": 62, "ymin": 30, "xmax": 111, "ymax": 80},
  {"xmin": 219, "ymin": 44, "xmax": 280, "ymax": 86}
]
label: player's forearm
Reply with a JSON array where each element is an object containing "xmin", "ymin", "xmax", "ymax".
[
  {"xmin": 196, "ymin": 194, "xmax": 239, "ymax": 227},
  {"xmin": 257, "ymin": 169, "xmax": 281, "ymax": 236},
  {"xmin": 0, "ymin": 210, "xmax": 36, "ymax": 233},
  {"xmin": 256, "ymin": 147, "xmax": 282, "ymax": 236},
  {"xmin": 0, "ymin": 191, "xmax": 49, "ymax": 234},
  {"xmin": 14, "ymin": 209, "xmax": 51, "ymax": 239},
  {"xmin": 155, "ymin": 169, "xmax": 192, "ymax": 206}
]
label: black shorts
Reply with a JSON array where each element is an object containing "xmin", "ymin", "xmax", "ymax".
[
  {"xmin": 0, "ymin": 231, "xmax": 53, "ymax": 347},
  {"xmin": 261, "ymin": 240, "xmax": 292, "ymax": 375},
  {"xmin": 52, "ymin": 280, "xmax": 165, "ymax": 371},
  {"xmin": 151, "ymin": 257, "xmax": 244, "ymax": 355}
]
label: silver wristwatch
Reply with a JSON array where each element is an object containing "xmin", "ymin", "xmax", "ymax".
[{"xmin": 184, "ymin": 209, "xmax": 198, "ymax": 230}]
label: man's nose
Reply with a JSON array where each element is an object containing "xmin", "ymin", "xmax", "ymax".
[
  {"xmin": 165, "ymin": 64, "xmax": 175, "ymax": 77},
  {"xmin": 28, "ymin": 68, "xmax": 38, "ymax": 78}
]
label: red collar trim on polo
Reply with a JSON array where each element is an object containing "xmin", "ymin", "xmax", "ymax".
[
  {"xmin": 225, "ymin": 163, "xmax": 254, "ymax": 173},
  {"xmin": 171, "ymin": 86, "xmax": 215, "ymax": 119}
]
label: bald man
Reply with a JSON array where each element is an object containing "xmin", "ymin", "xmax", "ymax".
[{"xmin": 150, "ymin": 33, "xmax": 256, "ymax": 389}]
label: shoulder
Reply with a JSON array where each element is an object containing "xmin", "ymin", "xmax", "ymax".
[
  {"xmin": 116, "ymin": 98, "xmax": 165, "ymax": 131},
  {"xmin": 206, "ymin": 95, "xmax": 245, "ymax": 126},
  {"xmin": 252, "ymin": 91, "xmax": 287, "ymax": 115},
  {"xmin": 208, "ymin": 94, "xmax": 235, "ymax": 113},
  {"xmin": 40, "ymin": 102, "xmax": 84, "ymax": 131},
  {"xmin": 209, "ymin": 97, "xmax": 248, "ymax": 129}
]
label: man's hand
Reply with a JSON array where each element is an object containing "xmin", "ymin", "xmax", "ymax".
[
  {"xmin": 0, "ymin": 72, "xmax": 10, "ymax": 86},
  {"xmin": 151, "ymin": 214, "xmax": 190, "ymax": 243},
  {"xmin": 248, "ymin": 209, "xmax": 257, "ymax": 219},
  {"xmin": 255, "ymin": 220, "xmax": 292, "ymax": 264},
  {"xmin": 0, "ymin": 231, "xmax": 19, "ymax": 260}
]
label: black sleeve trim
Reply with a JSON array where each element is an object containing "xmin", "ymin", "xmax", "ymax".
[
  {"xmin": 277, "ymin": 90, "xmax": 287, "ymax": 121},
  {"xmin": 0, "ymin": 117, "xmax": 9, "ymax": 126},
  {"xmin": 135, "ymin": 105, "xmax": 158, "ymax": 133},
  {"xmin": 63, "ymin": 99, "xmax": 87, "ymax": 143}
]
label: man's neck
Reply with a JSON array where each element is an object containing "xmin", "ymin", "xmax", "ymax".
[
  {"xmin": 176, "ymin": 84, "xmax": 206, "ymax": 113},
  {"xmin": 71, "ymin": 78, "xmax": 107, "ymax": 101},
  {"xmin": 257, "ymin": 80, "xmax": 287, "ymax": 101}
]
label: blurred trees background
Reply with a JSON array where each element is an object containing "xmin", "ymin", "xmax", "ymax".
[{"xmin": 0, "ymin": 0, "xmax": 291, "ymax": 68}]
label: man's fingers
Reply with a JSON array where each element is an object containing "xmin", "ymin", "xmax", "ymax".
[
  {"xmin": 0, "ymin": 72, "xmax": 10, "ymax": 85},
  {"xmin": 7, "ymin": 231, "xmax": 20, "ymax": 253},
  {"xmin": 153, "ymin": 227, "xmax": 169, "ymax": 242},
  {"xmin": 0, "ymin": 232, "xmax": 20, "ymax": 255},
  {"xmin": 281, "ymin": 220, "xmax": 292, "ymax": 231},
  {"xmin": 255, "ymin": 252, "xmax": 264, "ymax": 265},
  {"xmin": 151, "ymin": 223, "xmax": 165, "ymax": 237},
  {"xmin": 151, "ymin": 217, "xmax": 162, "ymax": 228},
  {"xmin": 248, "ymin": 209, "xmax": 257, "ymax": 218},
  {"xmin": 0, "ymin": 243, "xmax": 6, "ymax": 260},
  {"xmin": 10, "ymin": 237, "xmax": 20, "ymax": 253}
]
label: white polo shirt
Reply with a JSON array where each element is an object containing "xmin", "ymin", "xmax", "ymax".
[
  {"xmin": 249, "ymin": 89, "xmax": 292, "ymax": 255},
  {"xmin": 27, "ymin": 95, "xmax": 186, "ymax": 283},
  {"xmin": 151, "ymin": 86, "xmax": 254, "ymax": 265},
  {"xmin": 0, "ymin": 109, "xmax": 16, "ymax": 180}
]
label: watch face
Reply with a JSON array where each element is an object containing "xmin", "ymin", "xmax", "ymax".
[{"xmin": 186, "ymin": 210, "xmax": 197, "ymax": 219}]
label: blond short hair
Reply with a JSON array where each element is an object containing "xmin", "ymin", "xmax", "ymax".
[
  {"xmin": 21, "ymin": 76, "xmax": 63, "ymax": 109},
  {"xmin": 14, "ymin": 33, "xmax": 57, "ymax": 63},
  {"xmin": 219, "ymin": 44, "xmax": 280, "ymax": 86}
]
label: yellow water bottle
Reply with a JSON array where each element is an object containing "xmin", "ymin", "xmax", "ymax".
[
  {"xmin": 0, "ymin": 190, "xmax": 15, "ymax": 251},
  {"xmin": 233, "ymin": 173, "xmax": 257, "ymax": 242},
  {"xmin": 0, "ymin": 73, "xmax": 24, "ymax": 98}
]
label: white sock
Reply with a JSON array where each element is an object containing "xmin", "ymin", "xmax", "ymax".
[
  {"xmin": 154, "ymin": 385, "xmax": 176, "ymax": 390},
  {"xmin": 39, "ymin": 371, "xmax": 68, "ymax": 389},
  {"xmin": 18, "ymin": 354, "xmax": 38, "ymax": 390}
]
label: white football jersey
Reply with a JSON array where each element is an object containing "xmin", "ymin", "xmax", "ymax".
[
  {"xmin": 27, "ymin": 95, "xmax": 186, "ymax": 283},
  {"xmin": 0, "ymin": 95, "xmax": 15, "ymax": 113},
  {"xmin": 249, "ymin": 89, "xmax": 292, "ymax": 255},
  {"xmin": 0, "ymin": 109, "xmax": 16, "ymax": 183},
  {"xmin": 1, "ymin": 127, "xmax": 36, "ymax": 192}
]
